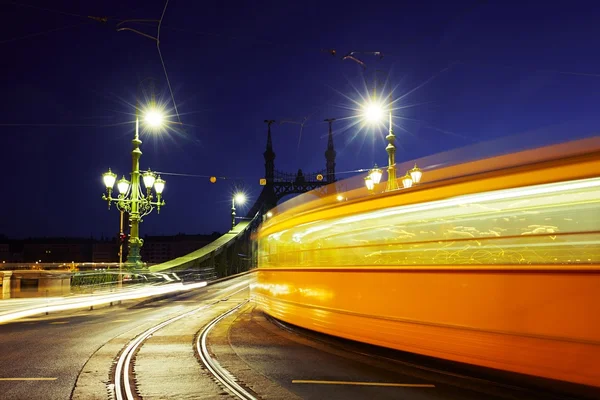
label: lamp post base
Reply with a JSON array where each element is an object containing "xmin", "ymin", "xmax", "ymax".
[
  {"xmin": 126, "ymin": 238, "xmax": 147, "ymax": 269},
  {"xmin": 124, "ymin": 260, "xmax": 146, "ymax": 269}
]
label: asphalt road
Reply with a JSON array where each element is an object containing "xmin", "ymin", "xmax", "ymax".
[
  {"xmin": 211, "ymin": 304, "xmax": 599, "ymax": 400},
  {"xmin": 0, "ymin": 273, "xmax": 597, "ymax": 400},
  {"xmin": 0, "ymin": 275, "xmax": 252, "ymax": 400}
]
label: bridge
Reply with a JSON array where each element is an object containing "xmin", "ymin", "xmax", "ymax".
[
  {"xmin": 0, "ymin": 133, "xmax": 598, "ymax": 400},
  {"xmin": 149, "ymin": 118, "xmax": 338, "ymax": 276}
]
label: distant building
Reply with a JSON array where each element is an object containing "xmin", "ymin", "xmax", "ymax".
[
  {"xmin": 0, "ymin": 233, "xmax": 220, "ymax": 265},
  {"xmin": 0, "ymin": 243, "xmax": 12, "ymax": 263},
  {"xmin": 22, "ymin": 238, "xmax": 94, "ymax": 263},
  {"xmin": 0, "ymin": 243, "xmax": 10, "ymax": 262},
  {"xmin": 92, "ymin": 240, "xmax": 119, "ymax": 263}
]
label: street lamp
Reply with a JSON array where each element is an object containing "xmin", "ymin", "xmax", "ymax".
[
  {"xmin": 364, "ymin": 175, "xmax": 375, "ymax": 191},
  {"xmin": 360, "ymin": 92, "xmax": 425, "ymax": 191},
  {"xmin": 101, "ymin": 107, "xmax": 167, "ymax": 268},
  {"xmin": 360, "ymin": 95, "xmax": 398, "ymax": 191},
  {"xmin": 409, "ymin": 164, "xmax": 423, "ymax": 184},
  {"xmin": 231, "ymin": 193, "xmax": 246, "ymax": 230},
  {"xmin": 398, "ymin": 164, "xmax": 424, "ymax": 189},
  {"xmin": 401, "ymin": 173, "xmax": 413, "ymax": 189},
  {"xmin": 368, "ymin": 165, "xmax": 383, "ymax": 185}
]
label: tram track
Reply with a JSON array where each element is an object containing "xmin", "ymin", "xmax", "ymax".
[
  {"xmin": 112, "ymin": 285, "xmax": 248, "ymax": 400},
  {"xmin": 196, "ymin": 300, "xmax": 258, "ymax": 400}
]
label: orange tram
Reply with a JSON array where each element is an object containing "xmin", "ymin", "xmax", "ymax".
[{"xmin": 251, "ymin": 137, "xmax": 600, "ymax": 388}]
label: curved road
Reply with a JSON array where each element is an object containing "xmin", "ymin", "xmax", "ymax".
[
  {"xmin": 0, "ymin": 274, "xmax": 596, "ymax": 400},
  {"xmin": 0, "ymin": 276, "xmax": 251, "ymax": 400}
]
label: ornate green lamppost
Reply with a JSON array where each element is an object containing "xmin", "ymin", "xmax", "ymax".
[
  {"xmin": 101, "ymin": 108, "xmax": 166, "ymax": 268},
  {"xmin": 361, "ymin": 91, "xmax": 424, "ymax": 191}
]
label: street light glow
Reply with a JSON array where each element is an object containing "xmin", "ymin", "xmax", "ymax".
[
  {"xmin": 234, "ymin": 193, "xmax": 246, "ymax": 205},
  {"xmin": 364, "ymin": 175, "xmax": 375, "ymax": 191},
  {"xmin": 409, "ymin": 164, "xmax": 423, "ymax": 184},
  {"xmin": 369, "ymin": 165, "xmax": 383, "ymax": 185},
  {"xmin": 144, "ymin": 108, "xmax": 165, "ymax": 128},
  {"xmin": 117, "ymin": 176, "xmax": 130, "ymax": 194},
  {"xmin": 402, "ymin": 173, "xmax": 413, "ymax": 189},
  {"xmin": 154, "ymin": 176, "xmax": 166, "ymax": 195},
  {"xmin": 103, "ymin": 169, "xmax": 117, "ymax": 189},
  {"xmin": 362, "ymin": 99, "xmax": 385, "ymax": 124},
  {"xmin": 142, "ymin": 169, "xmax": 156, "ymax": 189}
]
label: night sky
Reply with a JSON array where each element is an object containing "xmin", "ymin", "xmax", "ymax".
[{"xmin": 2, "ymin": 0, "xmax": 600, "ymax": 239}]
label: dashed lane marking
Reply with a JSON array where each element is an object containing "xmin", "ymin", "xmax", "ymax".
[
  {"xmin": 0, "ymin": 378, "xmax": 58, "ymax": 381},
  {"xmin": 292, "ymin": 380, "xmax": 435, "ymax": 388},
  {"xmin": 49, "ymin": 321, "xmax": 69, "ymax": 325}
]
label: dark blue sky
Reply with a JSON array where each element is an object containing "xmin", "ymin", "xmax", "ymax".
[{"xmin": 2, "ymin": 0, "xmax": 600, "ymax": 238}]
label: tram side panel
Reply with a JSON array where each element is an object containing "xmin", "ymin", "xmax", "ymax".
[
  {"xmin": 252, "ymin": 268, "xmax": 600, "ymax": 387},
  {"xmin": 252, "ymin": 174, "xmax": 600, "ymax": 387}
]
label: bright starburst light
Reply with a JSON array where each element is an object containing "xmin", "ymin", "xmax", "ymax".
[
  {"xmin": 112, "ymin": 80, "xmax": 190, "ymax": 145},
  {"xmin": 234, "ymin": 192, "xmax": 246, "ymax": 205},
  {"xmin": 330, "ymin": 68, "xmax": 441, "ymax": 156},
  {"xmin": 362, "ymin": 99, "xmax": 386, "ymax": 124},
  {"xmin": 144, "ymin": 108, "xmax": 165, "ymax": 128},
  {"xmin": 331, "ymin": 65, "xmax": 456, "ymax": 154},
  {"xmin": 332, "ymin": 73, "xmax": 402, "ymax": 150}
]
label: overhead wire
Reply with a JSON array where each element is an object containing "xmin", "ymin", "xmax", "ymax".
[
  {"xmin": 5, "ymin": 1, "xmax": 600, "ymax": 146},
  {"xmin": 156, "ymin": 0, "xmax": 181, "ymax": 124},
  {"xmin": 153, "ymin": 165, "xmax": 376, "ymax": 182},
  {"xmin": 115, "ymin": 0, "xmax": 182, "ymax": 125},
  {"xmin": 11, "ymin": 0, "xmax": 598, "ymax": 80},
  {"xmin": 7, "ymin": 0, "xmax": 182, "ymax": 125}
]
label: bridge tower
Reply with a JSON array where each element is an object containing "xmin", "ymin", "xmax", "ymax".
[
  {"xmin": 247, "ymin": 119, "xmax": 337, "ymax": 218},
  {"xmin": 263, "ymin": 120, "xmax": 276, "ymax": 184},
  {"xmin": 325, "ymin": 118, "xmax": 336, "ymax": 183}
]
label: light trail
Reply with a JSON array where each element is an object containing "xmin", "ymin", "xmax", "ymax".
[{"xmin": 0, "ymin": 281, "xmax": 207, "ymax": 324}]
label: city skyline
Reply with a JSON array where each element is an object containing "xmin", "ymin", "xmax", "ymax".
[{"xmin": 2, "ymin": 0, "xmax": 600, "ymax": 238}]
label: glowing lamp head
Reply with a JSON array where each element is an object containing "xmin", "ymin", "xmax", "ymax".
[
  {"xmin": 154, "ymin": 176, "xmax": 166, "ymax": 195},
  {"xmin": 266, "ymin": 211, "xmax": 273, "ymax": 218},
  {"xmin": 117, "ymin": 176, "xmax": 130, "ymax": 194},
  {"xmin": 368, "ymin": 165, "xmax": 383, "ymax": 185},
  {"xmin": 409, "ymin": 164, "xmax": 423, "ymax": 184},
  {"xmin": 401, "ymin": 173, "xmax": 413, "ymax": 189},
  {"xmin": 362, "ymin": 99, "xmax": 385, "ymax": 124},
  {"xmin": 142, "ymin": 169, "xmax": 156, "ymax": 189},
  {"xmin": 336, "ymin": 194, "xmax": 344, "ymax": 201},
  {"xmin": 143, "ymin": 108, "xmax": 165, "ymax": 129},
  {"xmin": 364, "ymin": 175, "xmax": 375, "ymax": 191},
  {"xmin": 103, "ymin": 169, "xmax": 117, "ymax": 189},
  {"xmin": 234, "ymin": 193, "xmax": 246, "ymax": 205}
]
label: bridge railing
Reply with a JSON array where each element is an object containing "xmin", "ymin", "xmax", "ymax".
[{"xmin": 148, "ymin": 211, "xmax": 262, "ymax": 277}]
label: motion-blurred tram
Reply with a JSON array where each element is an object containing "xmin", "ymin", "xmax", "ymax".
[{"xmin": 251, "ymin": 137, "xmax": 600, "ymax": 387}]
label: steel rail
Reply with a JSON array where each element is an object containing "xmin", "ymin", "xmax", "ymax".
[
  {"xmin": 113, "ymin": 285, "xmax": 248, "ymax": 400},
  {"xmin": 197, "ymin": 300, "xmax": 257, "ymax": 400}
]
